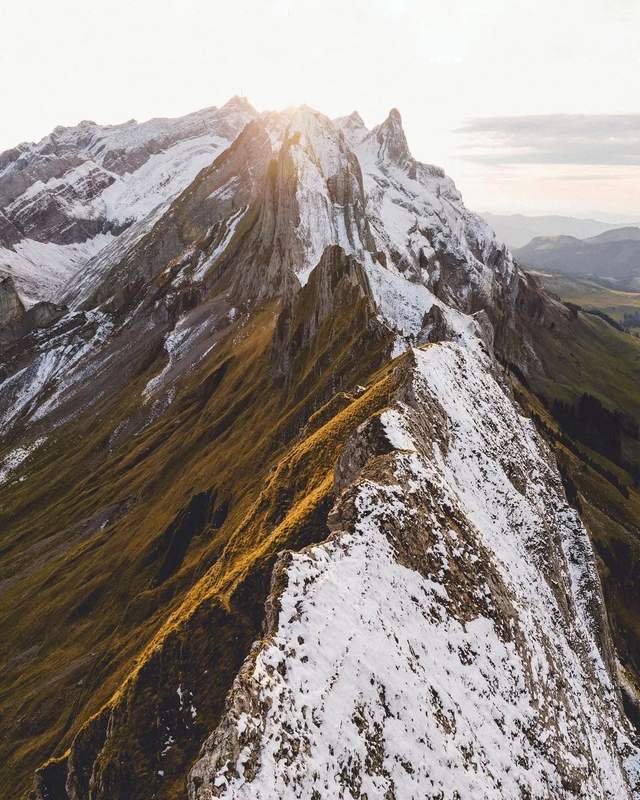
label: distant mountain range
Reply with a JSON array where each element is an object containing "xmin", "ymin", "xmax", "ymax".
[
  {"xmin": 483, "ymin": 212, "xmax": 637, "ymax": 249},
  {"xmin": 514, "ymin": 226, "xmax": 640, "ymax": 290}
]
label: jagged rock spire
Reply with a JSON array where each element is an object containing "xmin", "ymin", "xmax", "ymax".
[
  {"xmin": 346, "ymin": 110, "xmax": 365, "ymax": 127},
  {"xmin": 221, "ymin": 95, "xmax": 256, "ymax": 114},
  {"xmin": 373, "ymin": 107, "xmax": 412, "ymax": 165},
  {"xmin": 336, "ymin": 110, "xmax": 366, "ymax": 132},
  {"xmin": 333, "ymin": 111, "xmax": 368, "ymax": 147}
]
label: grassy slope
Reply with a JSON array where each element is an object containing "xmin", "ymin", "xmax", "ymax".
[
  {"xmin": 530, "ymin": 311, "xmax": 640, "ymax": 411},
  {"xmin": 1, "ymin": 292, "xmax": 396, "ymax": 798},
  {"xmin": 514, "ymin": 384, "xmax": 640, "ymax": 716},
  {"xmin": 1, "ymin": 307, "xmax": 279, "ymax": 796},
  {"xmin": 534, "ymin": 271, "xmax": 640, "ymax": 332},
  {"xmin": 528, "ymin": 311, "xmax": 640, "ymax": 472}
]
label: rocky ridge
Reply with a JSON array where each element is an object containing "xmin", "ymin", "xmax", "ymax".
[
  {"xmin": 0, "ymin": 102, "xmax": 556, "ymax": 445},
  {"xmin": 0, "ymin": 97, "xmax": 256, "ymax": 304}
]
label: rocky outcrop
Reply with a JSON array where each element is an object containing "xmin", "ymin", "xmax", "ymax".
[
  {"xmin": 4, "ymin": 162, "xmax": 118, "ymax": 244},
  {"xmin": 0, "ymin": 275, "xmax": 66, "ymax": 346},
  {"xmin": 0, "ymin": 275, "xmax": 25, "ymax": 327},
  {"xmin": 272, "ymin": 245, "xmax": 386, "ymax": 382},
  {"xmin": 371, "ymin": 107, "xmax": 413, "ymax": 167},
  {"xmin": 24, "ymin": 301, "xmax": 67, "ymax": 331}
]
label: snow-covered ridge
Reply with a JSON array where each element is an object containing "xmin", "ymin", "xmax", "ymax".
[
  {"xmin": 353, "ymin": 109, "xmax": 515, "ymax": 311},
  {"xmin": 0, "ymin": 98, "xmax": 257, "ymax": 304},
  {"xmin": 1, "ymin": 97, "xmax": 512, "ymax": 320},
  {"xmin": 189, "ymin": 342, "xmax": 639, "ymax": 799}
]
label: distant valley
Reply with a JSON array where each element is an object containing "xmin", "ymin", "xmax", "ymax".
[
  {"xmin": 514, "ymin": 226, "xmax": 640, "ymax": 292},
  {"xmin": 532, "ymin": 271, "xmax": 640, "ymax": 333}
]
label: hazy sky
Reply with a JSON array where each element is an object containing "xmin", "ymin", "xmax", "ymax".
[{"xmin": 3, "ymin": 0, "xmax": 639, "ymax": 219}]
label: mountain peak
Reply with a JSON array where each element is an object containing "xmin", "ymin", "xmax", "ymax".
[
  {"xmin": 221, "ymin": 95, "xmax": 255, "ymax": 113},
  {"xmin": 588, "ymin": 225, "xmax": 640, "ymax": 243},
  {"xmin": 333, "ymin": 110, "xmax": 368, "ymax": 146},
  {"xmin": 387, "ymin": 107, "xmax": 402, "ymax": 123},
  {"xmin": 371, "ymin": 106, "xmax": 411, "ymax": 165},
  {"xmin": 346, "ymin": 110, "xmax": 365, "ymax": 127}
]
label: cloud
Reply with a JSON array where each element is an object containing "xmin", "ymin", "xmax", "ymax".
[
  {"xmin": 457, "ymin": 114, "xmax": 640, "ymax": 166},
  {"xmin": 541, "ymin": 172, "xmax": 633, "ymax": 182}
]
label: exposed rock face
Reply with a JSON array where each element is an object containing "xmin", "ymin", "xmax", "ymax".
[
  {"xmin": 189, "ymin": 343, "xmax": 640, "ymax": 799},
  {"xmin": 0, "ymin": 275, "xmax": 66, "ymax": 348},
  {"xmin": 24, "ymin": 301, "xmax": 67, "ymax": 331},
  {"xmin": 372, "ymin": 107, "xmax": 412, "ymax": 166},
  {"xmin": 76, "ymin": 118, "xmax": 275, "ymax": 313},
  {"xmin": 272, "ymin": 245, "xmax": 386, "ymax": 382},
  {"xmin": 0, "ymin": 275, "xmax": 25, "ymax": 327},
  {"xmin": 0, "ymin": 276, "xmax": 64, "ymax": 346}
]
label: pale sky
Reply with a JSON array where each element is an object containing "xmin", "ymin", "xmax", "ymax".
[{"xmin": 3, "ymin": 0, "xmax": 639, "ymax": 219}]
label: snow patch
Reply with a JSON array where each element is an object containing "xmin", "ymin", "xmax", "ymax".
[{"xmin": 0, "ymin": 437, "xmax": 46, "ymax": 485}]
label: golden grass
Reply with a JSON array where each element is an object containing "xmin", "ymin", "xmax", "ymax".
[{"xmin": 1, "ymin": 289, "xmax": 397, "ymax": 798}]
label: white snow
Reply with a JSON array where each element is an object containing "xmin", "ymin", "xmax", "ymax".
[
  {"xmin": 364, "ymin": 256, "xmax": 436, "ymax": 336},
  {"xmin": 101, "ymin": 134, "xmax": 228, "ymax": 225},
  {"xmin": 379, "ymin": 407, "xmax": 415, "ymax": 451},
  {"xmin": 0, "ymin": 310, "xmax": 113, "ymax": 428},
  {"xmin": 277, "ymin": 108, "xmax": 366, "ymax": 286},
  {"xmin": 193, "ymin": 206, "xmax": 248, "ymax": 281},
  {"xmin": 354, "ymin": 126, "xmax": 514, "ymax": 306},
  {"xmin": 142, "ymin": 318, "xmax": 194, "ymax": 401},
  {"xmin": 142, "ymin": 312, "xmax": 218, "ymax": 402},
  {"xmin": 4, "ymin": 130, "xmax": 225, "ymax": 305},
  {"xmin": 0, "ymin": 437, "xmax": 46, "ymax": 485},
  {"xmin": 0, "ymin": 235, "xmax": 116, "ymax": 306}
]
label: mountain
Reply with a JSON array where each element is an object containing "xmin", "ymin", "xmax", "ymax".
[
  {"xmin": 0, "ymin": 97, "xmax": 256, "ymax": 305},
  {"xmin": 590, "ymin": 227, "xmax": 640, "ymax": 244},
  {"xmin": 483, "ymin": 212, "xmax": 633, "ymax": 249},
  {"xmin": 515, "ymin": 226, "xmax": 640, "ymax": 290},
  {"xmin": 2, "ymin": 100, "xmax": 640, "ymax": 800}
]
